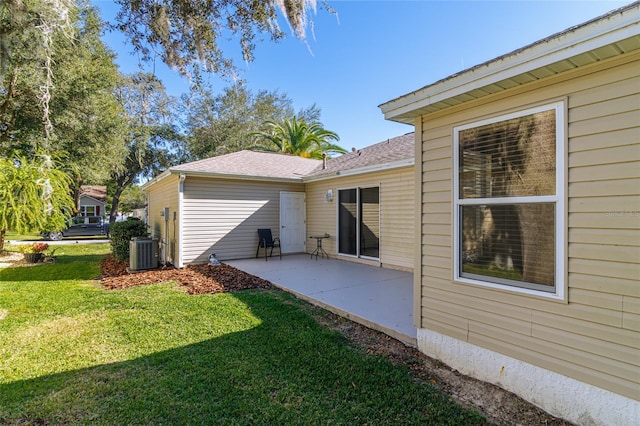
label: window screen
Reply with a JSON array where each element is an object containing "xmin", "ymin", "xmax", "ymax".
[{"xmin": 454, "ymin": 104, "xmax": 563, "ymax": 294}]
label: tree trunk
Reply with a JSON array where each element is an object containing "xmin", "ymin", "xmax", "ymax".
[
  {"xmin": 109, "ymin": 175, "xmax": 136, "ymax": 224},
  {"xmin": 73, "ymin": 179, "xmax": 83, "ymax": 215},
  {"xmin": 109, "ymin": 187, "xmax": 124, "ymax": 224},
  {"xmin": 518, "ymin": 204, "xmax": 555, "ymax": 286},
  {"xmin": 0, "ymin": 229, "xmax": 6, "ymax": 252}
]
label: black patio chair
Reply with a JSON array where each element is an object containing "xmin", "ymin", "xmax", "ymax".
[{"xmin": 256, "ymin": 228, "xmax": 281, "ymax": 261}]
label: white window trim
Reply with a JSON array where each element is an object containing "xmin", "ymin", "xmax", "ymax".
[
  {"xmin": 453, "ymin": 101, "xmax": 566, "ymax": 300},
  {"xmin": 80, "ymin": 205, "xmax": 97, "ymax": 217},
  {"xmin": 336, "ymin": 186, "xmax": 381, "ymax": 261}
]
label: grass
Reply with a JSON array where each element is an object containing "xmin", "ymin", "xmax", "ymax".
[
  {"xmin": 0, "ymin": 245, "xmax": 486, "ymax": 425},
  {"xmin": 463, "ymin": 262, "xmax": 523, "ymax": 281},
  {"xmin": 3, "ymin": 231, "xmax": 43, "ymax": 242}
]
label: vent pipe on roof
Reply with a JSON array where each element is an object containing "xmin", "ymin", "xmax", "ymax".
[{"xmin": 322, "ymin": 152, "xmax": 327, "ymax": 169}]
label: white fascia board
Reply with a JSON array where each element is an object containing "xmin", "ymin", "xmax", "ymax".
[
  {"xmin": 381, "ymin": 6, "xmax": 640, "ymax": 120},
  {"xmin": 143, "ymin": 169, "xmax": 305, "ymax": 188},
  {"xmin": 303, "ymin": 158, "xmax": 414, "ymax": 183}
]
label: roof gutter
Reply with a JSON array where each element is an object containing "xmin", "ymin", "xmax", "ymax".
[{"xmin": 153, "ymin": 169, "xmax": 307, "ymax": 184}]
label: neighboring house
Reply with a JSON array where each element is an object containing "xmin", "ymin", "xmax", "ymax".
[
  {"xmin": 142, "ymin": 135, "xmax": 415, "ymax": 269},
  {"xmin": 379, "ymin": 4, "xmax": 639, "ymax": 426},
  {"xmin": 131, "ymin": 207, "xmax": 147, "ymax": 222},
  {"xmin": 116, "ymin": 207, "xmax": 148, "ymax": 222},
  {"xmin": 78, "ymin": 185, "xmax": 107, "ymax": 217}
]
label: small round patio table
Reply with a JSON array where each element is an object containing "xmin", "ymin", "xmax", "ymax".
[{"xmin": 309, "ymin": 234, "xmax": 330, "ymax": 260}]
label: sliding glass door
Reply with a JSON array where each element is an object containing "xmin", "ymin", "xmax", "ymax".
[
  {"xmin": 338, "ymin": 189, "xmax": 357, "ymax": 255},
  {"xmin": 359, "ymin": 187, "xmax": 380, "ymax": 258},
  {"xmin": 338, "ymin": 187, "xmax": 380, "ymax": 259}
]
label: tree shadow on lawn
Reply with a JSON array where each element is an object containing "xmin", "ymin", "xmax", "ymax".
[{"xmin": 0, "ymin": 291, "xmax": 485, "ymax": 425}]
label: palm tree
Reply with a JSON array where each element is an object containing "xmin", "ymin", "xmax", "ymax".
[{"xmin": 248, "ymin": 116, "xmax": 346, "ymax": 159}]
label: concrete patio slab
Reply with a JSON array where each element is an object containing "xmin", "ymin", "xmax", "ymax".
[{"xmin": 227, "ymin": 254, "xmax": 416, "ymax": 346}]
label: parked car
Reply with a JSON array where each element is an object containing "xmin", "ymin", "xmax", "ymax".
[{"xmin": 42, "ymin": 216, "xmax": 110, "ymax": 240}]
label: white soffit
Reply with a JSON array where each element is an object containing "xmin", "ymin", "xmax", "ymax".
[{"xmin": 380, "ymin": 4, "xmax": 640, "ymax": 124}]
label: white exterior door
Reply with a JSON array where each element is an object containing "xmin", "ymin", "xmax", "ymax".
[{"xmin": 280, "ymin": 192, "xmax": 306, "ymax": 253}]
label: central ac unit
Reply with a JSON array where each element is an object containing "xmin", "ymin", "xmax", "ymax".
[{"xmin": 130, "ymin": 238, "xmax": 159, "ymax": 271}]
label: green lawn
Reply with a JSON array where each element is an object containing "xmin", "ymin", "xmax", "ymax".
[
  {"xmin": 0, "ymin": 244, "xmax": 485, "ymax": 425},
  {"xmin": 3, "ymin": 231, "xmax": 43, "ymax": 241}
]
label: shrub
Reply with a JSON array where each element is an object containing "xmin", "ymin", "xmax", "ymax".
[{"xmin": 109, "ymin": 218, "xmax": 149, "ymax": 262}]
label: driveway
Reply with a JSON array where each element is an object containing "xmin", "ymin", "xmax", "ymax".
[{"xmin": 7, "ymin": 238, "xmax": 109, "ymax": 245}]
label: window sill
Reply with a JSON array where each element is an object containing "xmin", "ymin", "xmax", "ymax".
[{"xmin": 454, "ymin": 276, "xmax": 566, "ymax": 302}]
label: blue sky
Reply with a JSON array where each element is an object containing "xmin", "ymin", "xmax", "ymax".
[{"xmin": 93, "ymin": 0, "xmax": 628, "ymax": 150}]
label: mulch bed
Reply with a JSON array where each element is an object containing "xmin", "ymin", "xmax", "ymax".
[{"xmin": 100, "ymin": 255, "xmax": 272, "ymax": 294}]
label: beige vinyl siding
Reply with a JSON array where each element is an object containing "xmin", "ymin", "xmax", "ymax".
[
  {"xmin": 181, "ymin": 177, "xmax": 304, "ymax": 263},
  {"xmin": 418, "ymin": 51, "xmax": 640, "ymax": 399},
  {"xmin": 305, "ymin": 183, "xmax": 337, "ymax": 256},
  {"xmin": 146, "ymin": 174, "xmax": 180, "ymax": 264},
  {"xmin": 305, "ymin": 166, "xmax": 414, "ymax": 271}
]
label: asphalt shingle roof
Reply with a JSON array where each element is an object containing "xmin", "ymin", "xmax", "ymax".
[
  {"xmin": 80, "ymin": 185, "xmax": 107, "ymax": 202},
  {"xmin": 307, "ymin": 132, "xmax": 415, "ymax": 178},
  {"xmin": 166, "ymin": 132, "xmax": 415, "ymax": 181},
  {"xmin": 170, "ymin": 150, "xmax": 321, "ymax": 180}
]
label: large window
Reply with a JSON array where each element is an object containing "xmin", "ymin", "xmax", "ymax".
[
  {"xmin": 338, "ymin": 187, "xmax": 380, "ymax": 259},
  {"xmin": 80, "ymin": 205, "xmax": 97, "ymax": 217},
  {"xmin": 453, "ymin": 102, "xmax": 565, "ymax": 296}
]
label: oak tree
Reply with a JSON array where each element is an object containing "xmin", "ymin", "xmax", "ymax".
[
  {"xmin": 184, "ymin": 82, "xmax": 320, "ymax": 160},
  {"xmin": 108, "ymin": 73, "xmax": 182, "ymax": 223}
]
